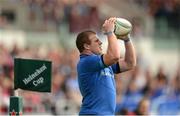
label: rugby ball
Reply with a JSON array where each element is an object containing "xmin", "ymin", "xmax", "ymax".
[{"xmin": 114, "ymin": 18, "xmax": 132, "ymax": 37}]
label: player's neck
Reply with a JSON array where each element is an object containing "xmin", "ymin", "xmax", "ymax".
[{"xmin": 81, "ymin": 50, "xmax": 93, "ymax": 55}]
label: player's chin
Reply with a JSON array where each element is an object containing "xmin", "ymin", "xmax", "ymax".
[
  {"xmin": 98, "ymin": 50, "xmax": 103, "ymax": 55},
  {"xmin": 94, "ymin": 50, "xmax": 102, "ymax": 55}
]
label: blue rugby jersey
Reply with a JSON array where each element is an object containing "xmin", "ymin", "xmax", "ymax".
[{"xmin": 77, "ymin": 54, "xmax": 120, "ymax": 115}]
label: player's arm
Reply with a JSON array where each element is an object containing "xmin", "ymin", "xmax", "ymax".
[
  {"xmin": 102, "ymin": 18, "xmax": 120, "ymax": 66},
  {"xmin": 118, "ymin": 35, "xmax": 136, "ymax": 72}
]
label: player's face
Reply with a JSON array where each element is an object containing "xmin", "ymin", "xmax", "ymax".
[{"xmin": 89, "ymin": 34, "xmax": 102, "ymax": 55}]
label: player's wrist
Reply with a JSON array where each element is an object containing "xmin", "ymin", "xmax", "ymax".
[
  {"xmin": 124, "ymin": 38, "xmax": 130, "ymax": 43},
  {"xmin": 123, "ymin": 35, "xmax": 131, "ymax": 43},
  {"xmin": 104, "ymin": 31, "xmax": 114, "ymax": 36},
  {"xmin": 123, "ymin": 34, "xmax": 131, "ymax": 43}
]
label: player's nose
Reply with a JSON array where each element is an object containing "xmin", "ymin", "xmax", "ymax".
[{"xmin": 99, "ymin": 40, "xmax": 102, "ymax": 45}]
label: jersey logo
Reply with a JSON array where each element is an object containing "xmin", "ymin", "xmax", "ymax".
[{"xmin": 100, "ymin": 70, "xmax": 113, "ymax": 78}]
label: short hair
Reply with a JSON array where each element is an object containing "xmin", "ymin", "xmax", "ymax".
[{"xmin": 76, "ymin": 30, "xmax": 96, "ymax": 53}]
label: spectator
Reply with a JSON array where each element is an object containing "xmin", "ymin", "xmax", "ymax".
[{"xmin": 133, "ymin": 97, "xmax": 150, "ymax": 115}]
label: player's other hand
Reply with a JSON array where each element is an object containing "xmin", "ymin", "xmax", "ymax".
[{"xmin": 116, "ymin": 34, "xmax": 131, "ymax": 41}]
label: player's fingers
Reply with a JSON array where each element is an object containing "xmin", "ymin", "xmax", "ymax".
[
  {"xmin": 110, "ymin": 17, "xmax": 115, "ymax": 20},
  {"xmin": 110, "ymin": 17, "xmax": 116, "ymax": 23},
  {"xmin": 102, "ymin": 20, "xmax": 108, "ymax": 26}
]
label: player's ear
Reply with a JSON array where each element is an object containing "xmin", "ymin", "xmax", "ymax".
[{"xmin": 84, "ymin": 43, "xmax": 90, "ymax": 50}]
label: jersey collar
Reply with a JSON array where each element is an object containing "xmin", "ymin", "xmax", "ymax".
[{"xmin": 80, "ymin": 54, "xmax": 91, "ymax": 58}]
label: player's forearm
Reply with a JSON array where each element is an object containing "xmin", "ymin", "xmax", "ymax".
[
  {"xmin": 124, "ymin": 40, "xmax": 136, "ymax": 69},
  {"xmin": 106, "ymin": 33, "xmax": 120, "ymax": 62},
  {"xmin": 103, "ymin": 17, "xmax": 120, "ymax": 65}
]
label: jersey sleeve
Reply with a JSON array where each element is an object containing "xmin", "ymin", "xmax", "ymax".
[{"xmin": 111, "ymin": 63, "xmax": 121, "ymax": 74}]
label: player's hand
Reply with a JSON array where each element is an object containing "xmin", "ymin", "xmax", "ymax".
[
  {"xmin": 116, "ymin": 33, "xmax": 131, "ymax": 41},
  {"xmin": 102, "ymin": 17, "xmax": 116, "ymax": 34}
]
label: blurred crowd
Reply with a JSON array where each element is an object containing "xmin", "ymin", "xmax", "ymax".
[
  {"xmin": 23, "ymin": 0, "xmax": 101, "ymax": 32},
  {"xmin": 0, "ymin": 0, "xmax": 101, "ymax": 32},
  {"xmin": 0, "ymin": 44, "xmax": 81, "ymax": 114},
  {"xmin": 134, "ymin": 0, "xmax": 180, "ymax": 38},
  {"xmin": 0, "ymin": 0, "xmax": 180, "ymax": 115},
  {"xmin": 1, "ymin": 0, "xmax": 179, "ymax": 37},
  {"xmin": 0, "ymin": 43, "xmax": 179, "ymax": 115}
]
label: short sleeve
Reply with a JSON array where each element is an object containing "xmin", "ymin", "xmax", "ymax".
[{"xmin": 111, "ymin": 63, "xmax": 120, "ymax": 74}]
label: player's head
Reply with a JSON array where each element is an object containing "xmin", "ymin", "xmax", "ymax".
[{"xmin": 76, "ymin": 30, "xmax": 102, "ymax": 55}]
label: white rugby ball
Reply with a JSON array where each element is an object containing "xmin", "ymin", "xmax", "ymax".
[{"xmin": 114, "ymin": 18, "xmax": 132, "ymax": 37}]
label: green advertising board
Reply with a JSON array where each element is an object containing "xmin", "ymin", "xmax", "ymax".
[{"xmin": 14, "ymin": 58, "xmax": 52, "ymax": 92}]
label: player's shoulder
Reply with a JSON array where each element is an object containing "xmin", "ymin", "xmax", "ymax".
[
  {"xmin": 80, "ymin": 54, "xmax": 100, "ymax": 59},
  {"xmin": 79, "ymin": 54, "xmax": 101, "ymax": 65}
]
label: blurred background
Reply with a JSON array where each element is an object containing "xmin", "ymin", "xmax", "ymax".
[{"xmin": 0, "ymin": 0, "xmax": 179, "ymax": 115}]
